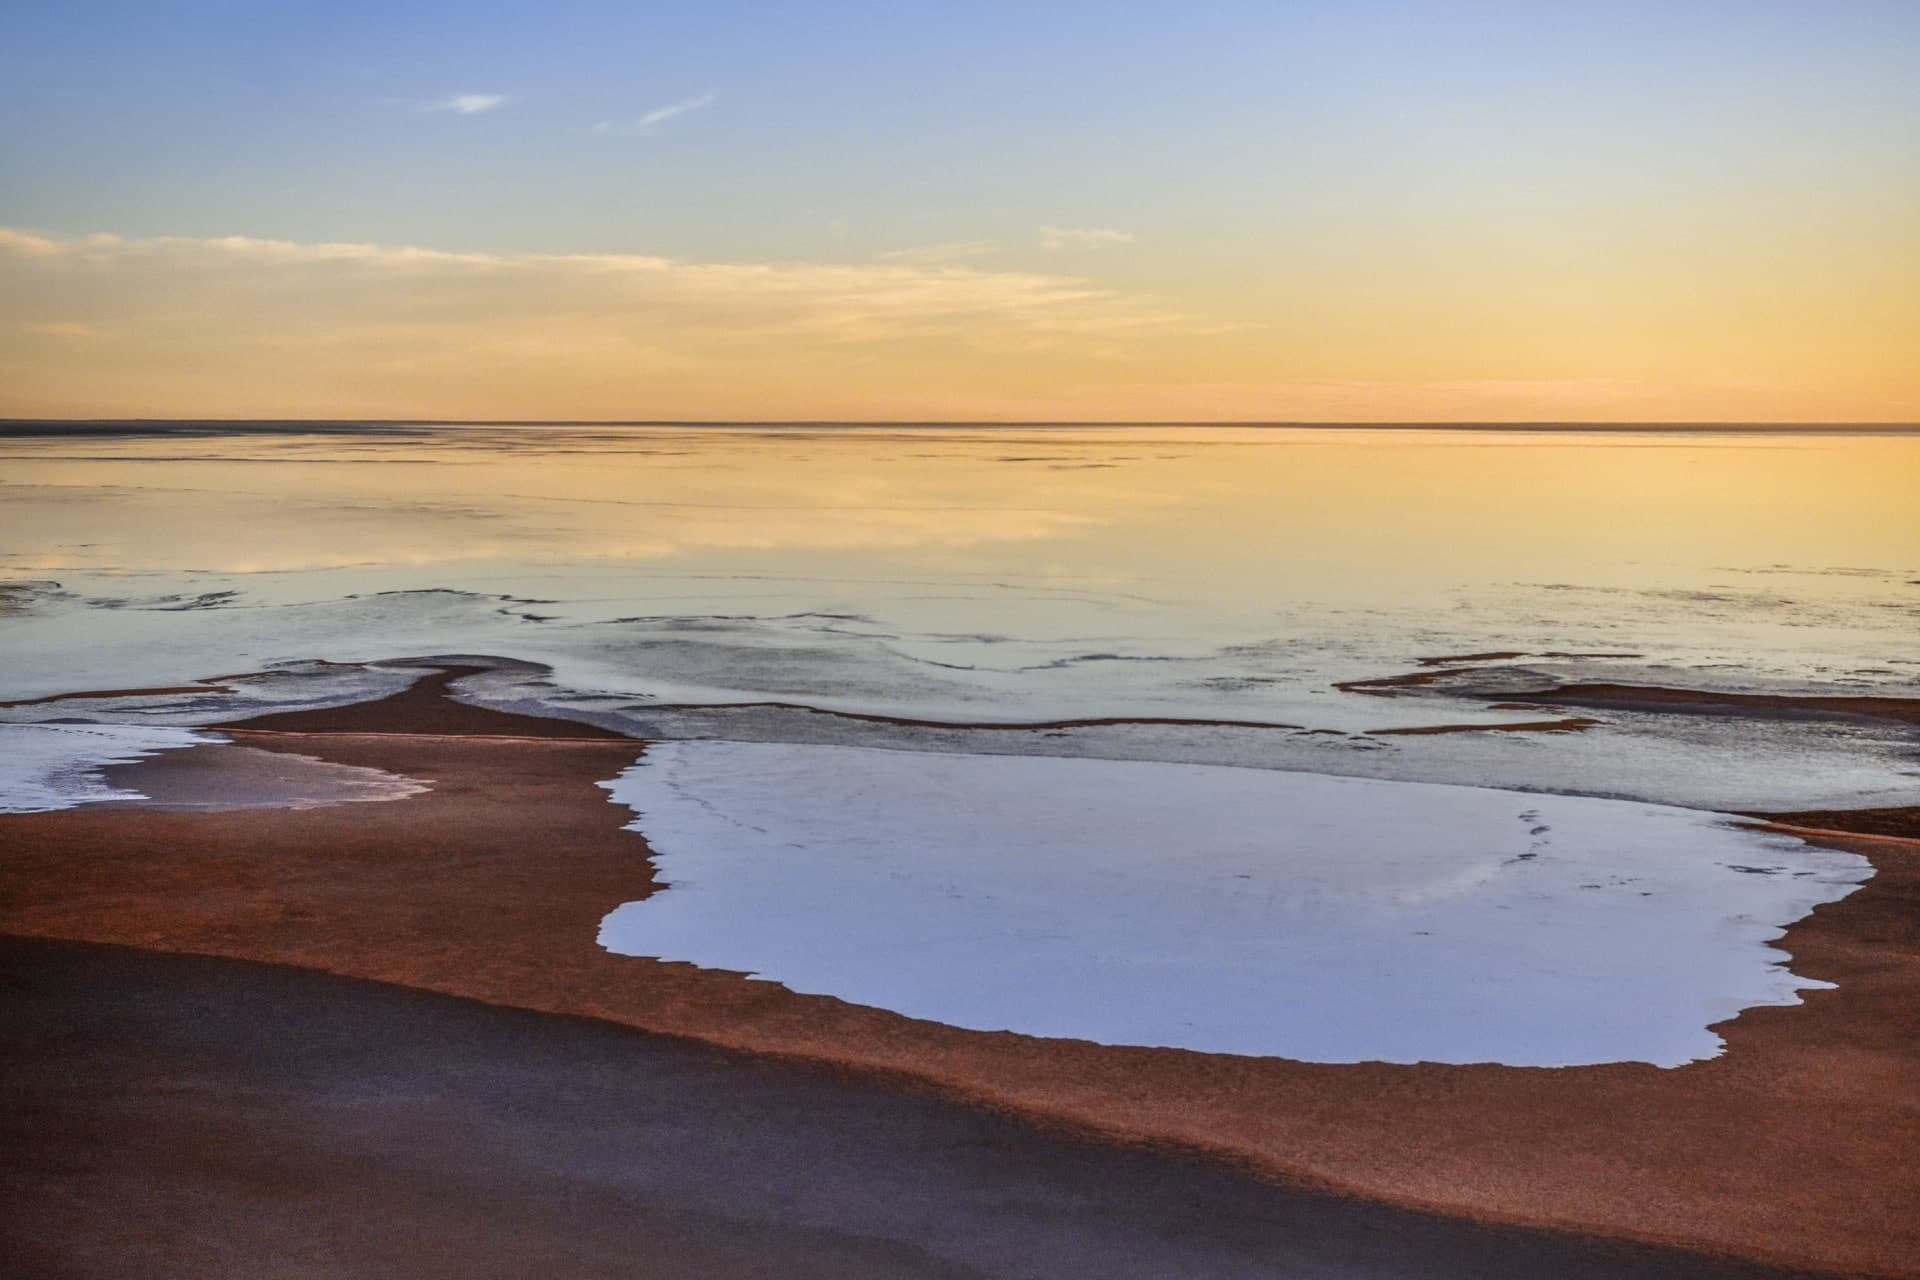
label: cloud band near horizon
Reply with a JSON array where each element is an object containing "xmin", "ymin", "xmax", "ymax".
[{"xmin": 1, "ymin": 226, "xmax": 1911, "ymax": 423}]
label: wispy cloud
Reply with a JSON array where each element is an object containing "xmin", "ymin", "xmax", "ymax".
[
  {"xmin": 877, "ymin": 240, "xmax": 998, "ymax": 265},
  {"xmin": 639, "ymin": 92, "xmax": 714, "ymax": 128},
  {"xmin": 20, "ymin": 320, "xmax": 104, "ymax": 340},
  {"xmin": 0, "ymin": 228, "xmax": 1188, "ymax": 339},
  {"xmin": 0, "ymin": 226, "xmax": 1207, "ymax": 417},
  {"xmin": 593, "ymin": 93, "xmax": 716, "ymax": 136},
  {"xmin": 0, "ymin": 228, "xmax": 59, "ymax": 256},
  {"xmin": 427, "ymin": 93, "xmax": 508, "ymax": 115},
  {"xmin": 1040, "ymin": 226, "xmax": 1135, "ymax": 251}
]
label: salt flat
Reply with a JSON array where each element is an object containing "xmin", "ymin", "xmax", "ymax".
[{"xmin": 599, "ymin": 741, "xmax": 1871, "ymax": 1066}]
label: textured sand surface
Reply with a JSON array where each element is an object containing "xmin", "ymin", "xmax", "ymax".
[{"xmin": 2, "ymin": 935, "xmax": 1838, "ymax": 1280}]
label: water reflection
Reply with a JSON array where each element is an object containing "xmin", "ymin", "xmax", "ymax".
[{"xmin": 1, "ymin": 426, "xmax": 1915, "ymax": 809}]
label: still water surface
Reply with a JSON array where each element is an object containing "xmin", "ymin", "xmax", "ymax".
[{"xmin": 3, "ymin": 424, "xmax": 1913, "ymax": 807}]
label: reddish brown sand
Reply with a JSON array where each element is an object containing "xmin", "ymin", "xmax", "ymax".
[
  {"xmin": 1, "ymin": 672, "xmax": 1915, "ymax": 1277},
  {"xmin": 1759, "ymin": 808, "xmax": 1920, "ymax": 841}
]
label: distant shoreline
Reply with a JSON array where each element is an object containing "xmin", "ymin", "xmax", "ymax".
[{"xmin": 4, "ymin": 418, "xmax": 1919, "ymax": 434}]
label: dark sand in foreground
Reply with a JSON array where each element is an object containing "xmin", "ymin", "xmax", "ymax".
[
  {"xmin": 1, "ymin": 668, "xmax": 1915, "ymax": 1276},
  {"xmin": 2, "ymin": 935, "xmax": 1826, "ymax": 1280}
]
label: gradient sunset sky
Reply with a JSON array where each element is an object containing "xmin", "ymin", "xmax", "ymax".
[{"xmin": 2, "ymin": 1, "xmax": 1914, "ymax": 421}]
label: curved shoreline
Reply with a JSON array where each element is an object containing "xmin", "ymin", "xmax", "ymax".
[
  {"xmin": 1497, "ymin": 683, "xmax": 1920, "ymax": 729},
  {"xmin": 0, "ymin": 667, "xmax": 1914, "ymax": 1275},
  {"xmin": 11, "ymin": 659, "xmax": 1916, "ymax": 747}
]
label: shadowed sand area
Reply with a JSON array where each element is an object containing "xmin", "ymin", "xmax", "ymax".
[
  {"xmin": 1, "ymin": 935, "xmax": 1832, "ymax": 1280},
  {"xmin": 1, "ymin": 667, "xmax": 1915, "ymax": 1276}
]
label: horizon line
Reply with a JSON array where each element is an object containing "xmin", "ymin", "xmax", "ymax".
[{"xmin": 4, "ymin": 418, "xmax": 1918, "ymax": 432}]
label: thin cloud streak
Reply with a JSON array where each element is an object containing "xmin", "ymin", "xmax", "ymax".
[
  {"xmin": 428, "ymin": 93, "xmax": 508, "ymax": 115},
  {"xmin": 877, "ymin": 241, "xmax": 998, "ymax": 264},
  {"xmin": 20, "ymin": 321, "xmax": 104, "ymax": 340},
  {"xmin": 593, "ymin": 93, "xmax": 716, "ymax": 136},
  {"xmin": 1040, "ymin": 226, "xmax": 1136, "ymax": 251}
]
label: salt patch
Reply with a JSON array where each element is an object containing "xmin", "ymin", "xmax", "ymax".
[
  {"xmin": 0, "ymin": 723, "xmax": 219, "ymax": 813},
  {"xmin": 598, "ymin": 743, "xmax": 1872, "ymax": 1067}
]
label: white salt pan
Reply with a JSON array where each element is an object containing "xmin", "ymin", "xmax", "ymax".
[{"xmin": 598, "ymin": 743, "xmax": 1873, "ymax": 1067}]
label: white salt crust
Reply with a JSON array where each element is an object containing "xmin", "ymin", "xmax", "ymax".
[{"xmin": 599, "ymin": 742, "xmax": 1872, "ymax": 1067}]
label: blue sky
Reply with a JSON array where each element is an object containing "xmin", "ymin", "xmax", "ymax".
[
  {"xmin": 2, "ymin": 1, "xmax": 1915, "ymax": 419},
  {"xmin": 6, "ymin": 1, "xmax": 1912, "ymax": 258}
]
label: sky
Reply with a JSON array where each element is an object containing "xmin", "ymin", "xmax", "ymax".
[{"xmin": 1, "ymin": 1, "xmax": 1915, "ymax": 421}]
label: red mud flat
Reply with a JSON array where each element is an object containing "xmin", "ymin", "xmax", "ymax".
[{"xmin": 1, "ymin": 670, "xmax": 1916, "ymax": 1277}]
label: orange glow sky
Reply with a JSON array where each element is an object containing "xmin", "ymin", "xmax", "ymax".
[{"xmin": 2, "ymin": 3, "xmax": 1915, "ymax": 422}]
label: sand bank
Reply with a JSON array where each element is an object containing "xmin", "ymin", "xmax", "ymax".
[{"xmin": 0, "ymin": 670, "xmax": 1914, "ymax": 1276}]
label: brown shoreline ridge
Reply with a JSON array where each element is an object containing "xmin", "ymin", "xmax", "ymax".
[
  {"xmin": 1412, "ymin": 649, "xmax": 1647, "ymax": 668},
  {"xmin": 1756, "ymin": 807, "xmax": 1920, "ymax": 842},
  {"xmin": 1334, "ymin": 666, "xmax": 1471, "ymax": 692},
  {"xmin": 630, "ymin": 697, "xmax": 1306, "ymax": 733},
  {"xmin": 2, "ymin": 669, "xmax": 1916, "ymax": 1277},
  {"xmin": 1335, "ymin": 666, "xmax": 1920, "ymax": 732},
  {"xmin": 1367, "ymin": 716, "xmax": 1600, "ymax": 736},
  {"xmin": 0, "ymin": 681, "xmax": 237, "ymax": 708},
  {"xmin": 5, "ymin": 672, "xmax": 1308, "ymax": 735},
  {"xmin": 220, "ymin": 664, "xmax": 632, "ymax": 739},
  {"xmin": 1497, "ymin": 683, "xmax": 1920, "ymax": 728}
]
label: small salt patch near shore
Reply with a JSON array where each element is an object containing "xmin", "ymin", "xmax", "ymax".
[{"xmin": 0, "ymin": 722, "xmax": 215, "ymax": 813}]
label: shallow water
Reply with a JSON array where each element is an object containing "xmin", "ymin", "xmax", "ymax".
[
  {"xmin": 2, "ymin": 423, "xmax": 1914, "ymax": 1063},
  {"xmin": 2, "ymin": 424, "xmax": 1916, "ymax": 806}
]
